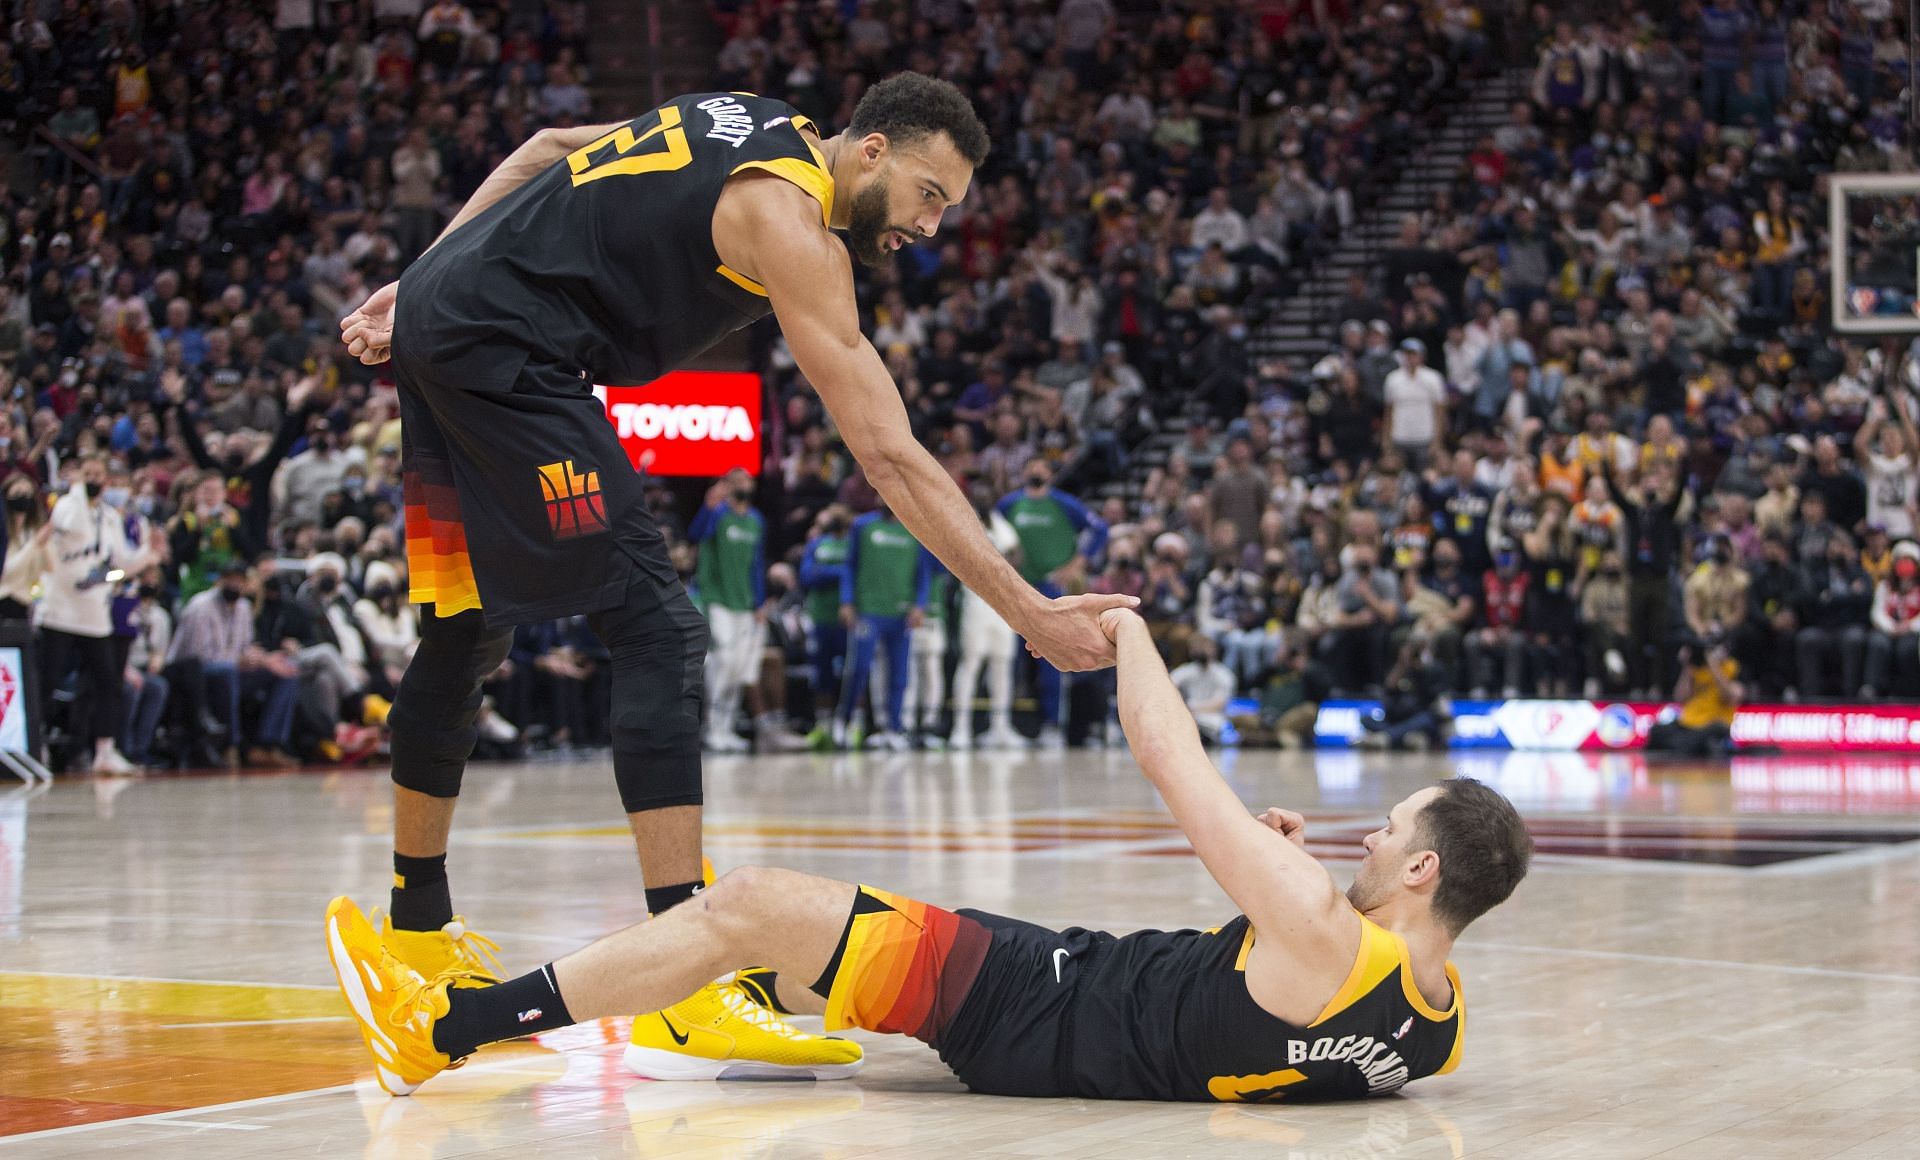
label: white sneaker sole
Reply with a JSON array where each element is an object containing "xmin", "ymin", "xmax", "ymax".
[
  {"xmin": 621, "ymin": 1044, "xmax": 864, "ymax": 1081},
  {"xmin": 326, "ymin": 911, "xmax": 420, "ymax": 1096}
]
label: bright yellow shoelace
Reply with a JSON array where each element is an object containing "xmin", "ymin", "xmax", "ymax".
[
  {"xmin": 385, "ymin": 951, "xmax": 482, "ymax": 1068},
  {"xmin": 441, "ymin": 917, "xmax": 505, "ymax": 980}
]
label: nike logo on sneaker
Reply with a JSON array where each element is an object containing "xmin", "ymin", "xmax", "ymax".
[
  {"xmin": 1053, "ymin": 947, "xmax": 1070, "ymax": 982},
  {"xmin": 661, "ymin": 1014, "xmax": 691, "ymax": 1046}
]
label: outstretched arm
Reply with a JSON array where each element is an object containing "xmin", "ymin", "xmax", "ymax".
[
  {"xmin": 1104, "ymin": 608, "xmax": 1350, "ymax": 944},
  {"xmin": 740, "ymin": 179, "xmax": 1133, "ymax": 671}
]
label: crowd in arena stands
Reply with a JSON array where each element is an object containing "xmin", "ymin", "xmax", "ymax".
[
  {"xmin": 3, "ymin": 0, "xmax": 1919, "ymax": 772},
  {"xmin": 0, "ymin": 0, "xmax": 591, "ymax": 771},
  {"xmin": 691, "ymin": 0, "xmax": 1920, "ymax": 754}
]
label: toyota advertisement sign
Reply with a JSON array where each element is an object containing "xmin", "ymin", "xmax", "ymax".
[{"xmin": 594, "ymin": 372, "xmax": 762, "ymax": 477}]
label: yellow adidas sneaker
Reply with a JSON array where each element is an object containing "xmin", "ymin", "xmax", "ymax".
[
  {"xmin": 380, "ymin": 913, "xmax": 504, "ymax": 989},
  {"xmin": 325, "ymin": 896, "xmax": 470, "ymax": 1095},
  {"xmin": 624, "ymin": 980, "xmax": 864, "ymax": 1080}
]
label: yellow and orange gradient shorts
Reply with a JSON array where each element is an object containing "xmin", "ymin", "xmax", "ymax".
[{"xmin": 819, "ymin": 887, "xmax": 994, "ymax": 1048}]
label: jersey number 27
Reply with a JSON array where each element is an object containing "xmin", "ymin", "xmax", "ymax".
[{"xmin": 566, "ymin": 106, "xmax": 691, "ymax": 187}]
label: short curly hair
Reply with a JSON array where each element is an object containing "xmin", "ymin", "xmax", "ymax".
[{"xmin": 846, "ymin": 72, "xmax": 990, "ymax": 168}]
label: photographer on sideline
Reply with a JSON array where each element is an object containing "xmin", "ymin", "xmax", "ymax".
[
  {"xmin": 42, "ymin": 454, "xmax": 157, "ymax": 773},
  {"xmin": 1645, "ymin": 633, "xmax": 1743, "ymax": 757}
]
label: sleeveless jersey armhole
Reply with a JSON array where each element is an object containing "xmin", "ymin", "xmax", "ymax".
[
  {"xmin": 1306, "ymin": 917, "xmax": 1403, "ymax": 1028},
  {"xmin": 729, "ymin": 115, "xmax": 834, "ymax": 229}
]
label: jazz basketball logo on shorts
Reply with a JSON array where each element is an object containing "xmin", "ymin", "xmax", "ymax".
[{"xmin": 537, "ymin": 459, "xmax": 609, "ymax": 540}]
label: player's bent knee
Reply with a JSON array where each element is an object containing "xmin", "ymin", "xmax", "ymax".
[
  {"xmin": 699, "ymin": 866, "xmax": 788, "ymax": 936},
  {"xmin": 681, "ymin": 868, "xmax": 756, "ymax": 939},
  {"xmin": 710, "ymin": 865, "xmax": 779, "ymax": 897}
]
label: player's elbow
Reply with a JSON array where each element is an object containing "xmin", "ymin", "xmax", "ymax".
[
  {"xmin": 861, "ymin": 449, "xmax": 910, "ymax": 500},
  {"xmin": 1127, "ymin": 735, "xmax": 1188, "ymax": 782},
  {"xmin": 849, "ymin": 428, "xmax": 917, "ymax": 495}
]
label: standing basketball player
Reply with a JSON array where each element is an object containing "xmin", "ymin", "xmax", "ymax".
[{"xmin": 337, "ymin": 73, "xmax": 1135, "ymax": 1079}]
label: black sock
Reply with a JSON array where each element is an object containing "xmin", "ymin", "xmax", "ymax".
[
  {"xmin": 644, "ymin": 880, "xmax": 703, "ymax": 916},
  {"xmin": 391, "ymin": 853, "xmax": 452, "ymax": 932},
  {"xmin": 734, "ymin": 966, "xmax": 790, "ymax": 1014},
  {"xmin": 433, "ymin": 963, "xmax": 575, "ymax": 1058}
]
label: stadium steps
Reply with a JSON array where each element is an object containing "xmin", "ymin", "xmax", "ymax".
[
  {"xmin": 585, "ymin": 0, "xmax": 723, "ymax": 118},
  {"xmin": 1094, "ymin": 65, "xmax": 1530, "ymax": 504},
  {"xmin": 1239, "ymin": 66, "xmax": 1529, "ymax": 370}
]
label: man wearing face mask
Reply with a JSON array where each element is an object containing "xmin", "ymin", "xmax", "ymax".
[
  {"xmin": 334, "ymin": 468, "xmax": 374, "ymax": 524},
  {"xmin": 1683, "ymin": 531, "xmax": 1749, "ymax": 666},
  {"xmin": 167, "ymin": 559, "xmax": 302, "ymax": 768},
  {"xmin": 273, "ymin": 416, "xmax": 356, "ymax": 527},
  {"xmin": 40, "ymin": 454, "xmax": 156, "ymax": 773},
  {"xmin": 690, "ymin": 469, "xmax": 770, "ymax": 754}
]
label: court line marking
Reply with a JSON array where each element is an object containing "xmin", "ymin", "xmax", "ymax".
[
  {"xmin": 0, "ymin": 969, "xmax": 335, "ymax": 991},
  {"xmin": 0, "ymin": 1050, "xmax": 570, "ymax": 1145},
  {"xmin": 1466, "ymin": 940, "xmax": 1920, "ymax": 984},
  {"xmin": 156, "ymin": 1016, "xmax": 352, "ymax": 1029},
  {"xmin": 10, "ymin": 913, "xmax": 585, "ymax": 945},
  {"xmin": 146, "ymin": 1120, "xmax": 267, "ymax": 1131},
  {"xmin": 1750, "ymin": 836, "xmax": 1920, "ymax": 874}
]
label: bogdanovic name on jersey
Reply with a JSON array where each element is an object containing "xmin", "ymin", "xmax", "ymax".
[
  {"xmin": 1285, "ymin": 1034, "xmax": 1412, "ymax": 1093},
  {"xmin": 608, "ymin": 402, "xmax": 754, "ymax": 442},
  {"xmin": 698, "ymin": 96, "xmax": 757, "ymax": 148}
]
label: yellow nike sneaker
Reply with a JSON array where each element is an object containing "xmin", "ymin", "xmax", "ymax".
[
  {"xmin": 623, "ymin": 980, "xmax": 865, "ymax": 1080},
  {"xmin": 380, "ymin": 912, "xmax": 504, "ymax": 989},
  {"xmin": 325, "ymin": 896, "xmax": 472, "ymax": 1095}
]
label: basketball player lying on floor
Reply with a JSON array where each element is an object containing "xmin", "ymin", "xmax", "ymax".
[{"xmin": 326, "ymin": 607, "xmax": 1533, "ymax": 1102}]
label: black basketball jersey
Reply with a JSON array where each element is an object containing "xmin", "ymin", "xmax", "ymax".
[
  {"xmin": 1065, "ymin": 914, "xmax": 1463, "ymax": 1101},
  {"xmin": 396, "ymin": 92, "xmax": 832, "ymax": 389}
]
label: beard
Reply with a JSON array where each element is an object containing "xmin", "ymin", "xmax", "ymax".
[
  {"xmin": 846, "ymin": 172, "xmax": 904, "ymax": 269},
  {"xmin": 1345, "ymin": 859, "xmax": 1391, "ymax": 913}
]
